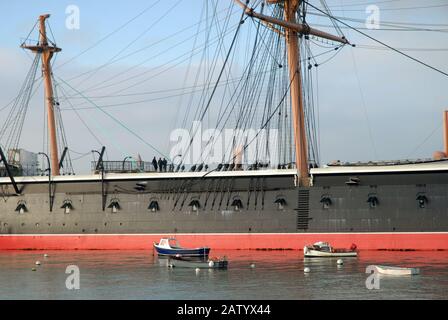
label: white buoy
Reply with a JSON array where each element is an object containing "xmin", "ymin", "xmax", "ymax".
[
  {"xmin": 35, "ymin": 261, "xmax": 41, "ymax": 266},
  {"xmin": 304, "ymin": 267, "xmax": 310, "ymax": 273},
  {"xmin": 337, "ymin": 259, "xmax": 344, "ymax": 265},
  {"xmin": 44, "ymin": 254, "xmax": 49, "ymax": 258},
  {"xmin": 250, "ymin": 263, "xmax": 256, "ymax": 269},
  {"xmin": 208, "ymin": 261, "xmax": 215, "ymax": 268},
  {"xmin": 195, "ymin": 268, "xmax": 200, "ymax": 272}
]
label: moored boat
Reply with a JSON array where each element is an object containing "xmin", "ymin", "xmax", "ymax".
[
  {"xmin": 168, "ymin": 256, "xmax": 228, "ymax": 269},
  {"xmin": 304, "ymin": 242, "xmax": 358, "ymax": 258},
  {"xmin": 153, "ymin": 238, "xmax": 210, "ymax": 257},
  {"xmin": 374, "ymin": 265, "xmax": 420, "ymax": 276}
]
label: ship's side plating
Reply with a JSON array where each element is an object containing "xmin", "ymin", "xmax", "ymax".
[
  {"xmin": 0, "ymin": 170, "xmax": 297, "ymax": 235},
  {"xmin": 306, "ymin": 162, "xmax": 448, "ymax": 233}
]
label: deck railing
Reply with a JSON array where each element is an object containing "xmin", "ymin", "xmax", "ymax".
[
  {"xmin": 91, "ymin": 161, "xmax": 296, "ymax": 174},
  {"xmin": 91, "ymin": 161, "xmax": 156, "ymax": 173}
]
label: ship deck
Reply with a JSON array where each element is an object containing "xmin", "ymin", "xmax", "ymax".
[
  {"xmin": 0, "ymin": 168, "xmax": 298, "ymax": 185},
  {"xmin": 311, "ymin": 159, "xmax": 448, "ymax": 175},
  {"xmin": 2, "ymin": 159, "xmax": 448, "ymax": 185}
]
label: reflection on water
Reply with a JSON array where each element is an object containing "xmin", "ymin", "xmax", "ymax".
[{"xmin": 0, "ymin": 250, "xmax": 447, "ymax": 299}]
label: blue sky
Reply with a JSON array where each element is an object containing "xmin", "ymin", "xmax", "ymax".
[
  {"xmin": 1, "ymin": 0, "xmax": 448, "ymax": 173},
  {"xmin": 2, "ymin": 1, "xmax": 207, "ymax": 65}
]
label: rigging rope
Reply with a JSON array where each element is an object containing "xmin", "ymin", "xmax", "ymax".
[
  {"xmin": 55, "ymin": 0, "xmax": 163, "ymax": 70},
  {"xmin": 0, "ymin": 54, "xmax": 41, "ymax": 163},
  {"xmin": 178, "ymin": 2, "xmax": 247, "ymax": 166},
  {"xmin": 73, "ymin": 0, "xmax": 183, "ymax": 89},
  {"xmin": 57, "ymin": 76, "xmax": 169, "ymax": 159},
  {"xmin": 304, "ymin": 1, "xmax": 448, "ymax": 78}
]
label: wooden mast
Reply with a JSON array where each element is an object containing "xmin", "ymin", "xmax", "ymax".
[
  {"xmin": 22, "ymin": 14, "xmax": 61, "ymax": 176},
  {"xmin": 283, "ymin": 0, "xmax": 308, "ymax": 186},
  {"xmin": 234, "ymin": 0, "xmax": 348, "ymax": 186}
]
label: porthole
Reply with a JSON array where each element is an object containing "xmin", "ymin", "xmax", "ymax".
[
  {"xmin": 108, "ymin": 199, "xmax": 121, "ymax": 213},
  {"xmin": 416, "ymin": 193, "xmax": 428, "ymax": 209},
  {"xmin": 274, "ymin": 198, "xmax": 287, "ymax": 210},
  {"xmin": 367, "ymin": 194, "xmax": 379, "ymax": 208},
  {"xmin": 188, "ymin": 199, "xmax": 201, "ymax": 212},
  {"xmin": 320, "ymin": 195, "xmax": 332, "ymax": 209},
  {"xmin": 148, "ymin": 200, "xmax": 160, "ymax": 212},
  {"xmin": 61, "ymin": 199, "xmax": 74, "ymax": 214},
  {"xmin": 231, "ymin": 198, "xmax": 243, "ymax": 211},
  {"xmin": 15, "ymin": 201, "xmax": 28, "ymax": 214}
]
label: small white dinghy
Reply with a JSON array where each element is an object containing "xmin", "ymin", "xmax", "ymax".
[
  {"xmin": 304, "ymin": 241, "xmax": 358, "ymax": 258},
  {"xmin": 374, "ymin": 265, "xmax": 420, "ymax": 276}
]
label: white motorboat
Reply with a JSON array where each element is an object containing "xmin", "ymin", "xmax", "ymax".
[{"xmin": 304, "ymin": 241, "xmax": 358, "ymax": 257}]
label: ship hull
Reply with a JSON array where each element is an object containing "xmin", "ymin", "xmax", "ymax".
[
  {"xmin": 1, "ymin": 166, "xmax": 448, "ymax": 250},
  {"xmin": 0, "ymin": 232, "xmax": 447, "ymax": 250}
]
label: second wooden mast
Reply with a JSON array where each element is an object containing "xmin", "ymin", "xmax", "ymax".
[
  {"xmin": 235, "ymin": 0, "xmax": 348, "ymax": 185},
  {"xmin": 22, "ymin": 14, "xmax": 61, "ymax": 176}
]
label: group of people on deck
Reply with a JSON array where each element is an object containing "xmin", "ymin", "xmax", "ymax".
[{"xmin": 152, "ymin": 157, "xmax": 168, "ymax": 172}]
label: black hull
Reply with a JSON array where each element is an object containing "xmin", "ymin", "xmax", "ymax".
[{"xmin": 0, "ymin": 165, "xmax": 447, "ymax": 236}]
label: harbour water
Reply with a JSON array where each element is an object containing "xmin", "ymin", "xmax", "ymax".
[{"xmin": 0, "ymin": 250, "xmax": 447, "ymax": 300}]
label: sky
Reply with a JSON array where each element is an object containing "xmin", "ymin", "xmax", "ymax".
[{"xmin": 0, "ymin": 0, "xmax": 448, "ymax": 174}]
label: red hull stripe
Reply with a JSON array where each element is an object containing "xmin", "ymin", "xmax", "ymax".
[{"xmin": 0, "ymin": 233, "xmax": 448, "ymax": 250}]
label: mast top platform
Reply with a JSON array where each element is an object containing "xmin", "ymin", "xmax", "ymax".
[{"xmin": 21, "ymin": 14, "xmax": 61, "ymax": 53}]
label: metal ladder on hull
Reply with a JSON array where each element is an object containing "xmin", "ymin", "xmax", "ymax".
[{"xmin": 297, "ymin": 188, "xmax": 310, "ymax": 230}]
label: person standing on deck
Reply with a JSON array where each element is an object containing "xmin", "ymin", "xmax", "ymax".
[
  {"xmin": 158, "ymin": 158, "xmax": 163, "ymax": 172},
  {"xmin": 152, "ymin": 157, "xmax": 158, "ymax": 172}
]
